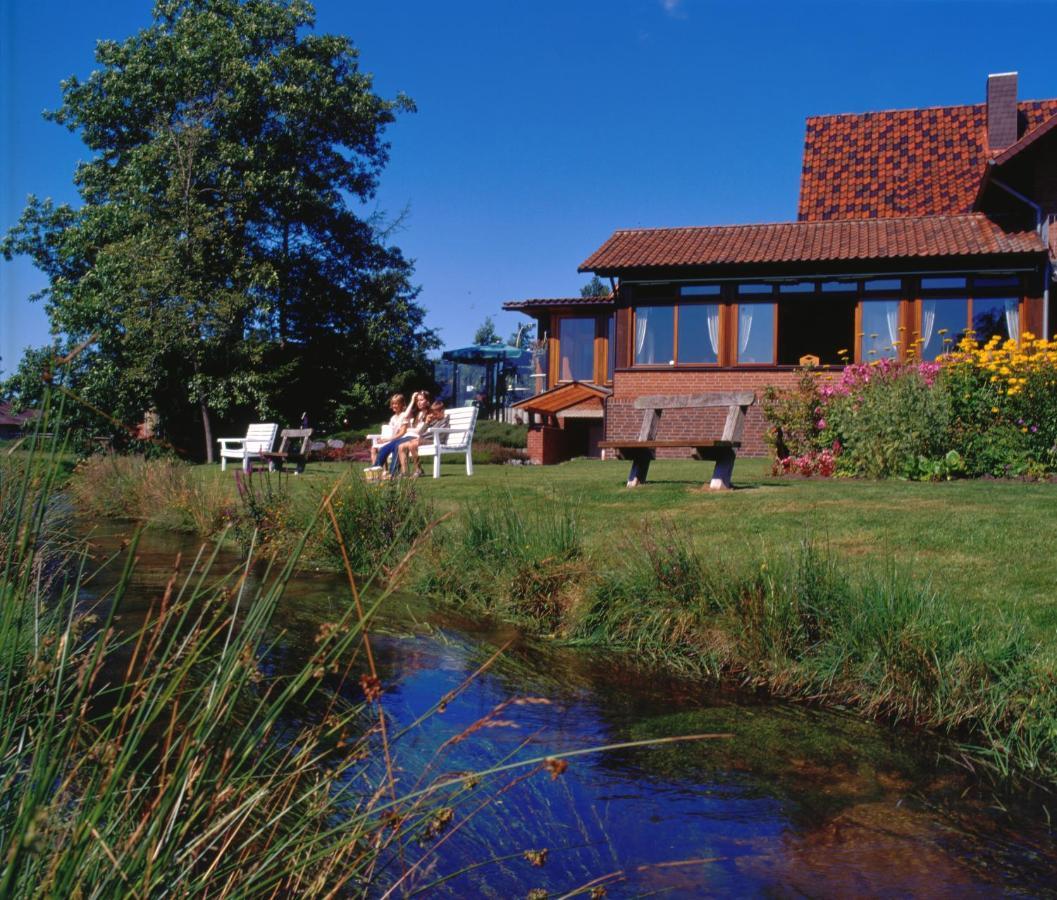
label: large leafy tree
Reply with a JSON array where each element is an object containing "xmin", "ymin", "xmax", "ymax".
[{"xmin": 3, "ymin": 0, "xmax": 436, "ymax": 459}]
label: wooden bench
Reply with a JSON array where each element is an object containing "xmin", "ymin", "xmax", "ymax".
[
  {"xmin": 261, "ymin": 428, "xmax": 314, "ymax": 474},
  {"xmin": 598, "ymin": 392, "xmax": 756, "ymax": 490}
]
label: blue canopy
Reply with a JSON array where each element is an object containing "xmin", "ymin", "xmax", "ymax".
[{"xmin": 441, "ymin": 344, "xmax": 525, "ymax": 363}]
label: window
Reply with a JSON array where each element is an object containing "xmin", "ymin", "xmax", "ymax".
[
  {"xmin": 736, "ymin": 303, "xmax": 775, "ymax": 364},
  {"xmin": 863, "ymin": 278, "xmax": 901, "ymax": 292},
  {"xmin": 921, "ymin": 276, "xmax": 966, "ymax": 290},
  {"xmin": 859, "ymin": 299, "xmax": 901, "ymax": 360},
  {"xmin": 682, "ymin": 284, "xmax": 721, "ymax": 296},
  {"xmin": 972, "ymin": 297, "xmax": 1020, "ymax": 343},
  {"xmin": 780, "ymin": 281, "xmax": 815, "ymax": 293},
  {"xmin": 557, "ymin": 317, "xmax": 596, "ymax": 381},
  {"xmin": 738, "ymin": 283, "xmax": 773, "ymax": 295},
  {"xmin": 920, "ymin": 298, "xmax": 968, "ymax": 360},
  {"xmin": 606, "ymin": 315, "xmax": 615, "ymax": 381},
  {"xmin": 678, "ymin": 304, "xmax": 721, "ymax": 363},
  {"xmin": 634, "ymin": 306, "xmax": 675, "ymax": 365}
]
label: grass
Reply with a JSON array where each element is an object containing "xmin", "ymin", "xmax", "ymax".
[
  {"xmin": 163, "ymin": 455, "xmax": 1057, "ymax": 640},
  {"xmin": 64, "ymin": 449, "xmax": 1057, "ymax": 785}
]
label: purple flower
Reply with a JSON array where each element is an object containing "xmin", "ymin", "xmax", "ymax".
[{"xmin": 1031, "ymin": 425, "xmax": 1038, "ymax": 433}]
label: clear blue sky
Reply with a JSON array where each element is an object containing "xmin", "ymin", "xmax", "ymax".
[{"xmin": 3, "ymin": 0, "xmax": 1054, "ymax": 375}]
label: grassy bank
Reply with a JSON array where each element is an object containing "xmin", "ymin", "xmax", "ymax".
[{"xmin": 68, "ymin": 451, "xmax": 1057, "ymax": 785}]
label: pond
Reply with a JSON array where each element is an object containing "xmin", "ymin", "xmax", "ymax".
[{"xmin": 84, "ymin": 523, "xmax": 1057, "ymax": 897}]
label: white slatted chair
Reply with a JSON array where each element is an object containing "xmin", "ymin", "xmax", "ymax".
[
  {"xmin": 417, "ymin": 406, "xmax": 478, "ymax": 478},
  {"xmin": 217, "ymin": 423, "xmax": 278, "ymax": 472}
]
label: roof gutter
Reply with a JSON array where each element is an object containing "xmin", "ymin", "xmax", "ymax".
[{"xmin": 990, "ymin": 176, "xmax": 1051, "ymax": 339}]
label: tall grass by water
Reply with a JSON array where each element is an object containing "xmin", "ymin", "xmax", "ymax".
[
  {"xmin": 417, "ymin": 506, "xmax": 1057, "ymax": 786},
  {"xmin": 5, "ymin": 413, "xmax": 668, "ymax": 895}
]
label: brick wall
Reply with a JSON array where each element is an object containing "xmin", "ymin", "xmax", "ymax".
[
  {"xmin": 605, "ymin": 369, "xmax": 806, "ymax": 457},
  {"xmin": 527, "ymin": 424, "xmax": 570, "ymax": 465}
]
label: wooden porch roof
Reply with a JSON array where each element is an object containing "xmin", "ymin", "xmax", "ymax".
[{"xmin": 513, "ymin": 381, "xmax": 611, "ymax": 415}]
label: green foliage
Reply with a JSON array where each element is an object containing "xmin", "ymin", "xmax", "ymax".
[
  {"xmin": 580, "ymin": 275, "xmax": 609, "ymax": 298},
  {"xmin": 473, "ymin": 316, "xmax": 501, "ymax": 345},
  {"xmin": 307, "ymin": 475, "xmax": 434, "ymax": 574},
  {"xmin": 472, "ymin": 419, "xmax": 528, "ymax": 448},
  {"xmin": 824, "ymin": 368, "xmax": 951, "ymax": 478},
  {"xmin": 2, "ymin": 0, "xmax": 436, "ymax": 458},
  {"xmin": 417, "ymin": 493, "xmax": 582, "ymax": 630}
]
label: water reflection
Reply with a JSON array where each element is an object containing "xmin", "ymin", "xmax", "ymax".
[{"xmin": 83, "ymin": 522, "xmax": 1057, "ymax": 897}]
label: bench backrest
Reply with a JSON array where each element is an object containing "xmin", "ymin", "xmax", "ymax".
[
  {"xmin": 633, "ymin": 392, "xmax": 756, "ymax": 443},
  {"xmin": 244, "ymin": 423, "xmax": 278, "ymax": 453},
  {"xmin": 435, "ymin": 406, "xmax": 477, "ymax": 449},
  {"xmin": 276, "ymin": 428, "xmax": 313, "ymax": 456}
]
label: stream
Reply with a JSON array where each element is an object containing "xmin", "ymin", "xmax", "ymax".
[{"xmin": 83, "ymin": 523, "xmax": 1057, "ymax": 897}]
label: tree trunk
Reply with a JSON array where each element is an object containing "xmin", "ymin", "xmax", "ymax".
[{"xmin": 201, "ymin": 395, "xmax": 215, "ymax": 463}]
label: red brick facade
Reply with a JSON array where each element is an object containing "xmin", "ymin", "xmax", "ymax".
[{"xmin": 605, "ymin": 369, "xmax": 806, "ymax": 457}]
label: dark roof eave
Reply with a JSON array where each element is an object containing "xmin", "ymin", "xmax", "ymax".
[{"xmin": 583, "ymin": 251, "xmax": 1048, "ymax": 282}]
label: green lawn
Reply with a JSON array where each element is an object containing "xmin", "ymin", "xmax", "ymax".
[{"xmin": 197, "ymin": 455, "xmax": 1057, "ymax": 640}]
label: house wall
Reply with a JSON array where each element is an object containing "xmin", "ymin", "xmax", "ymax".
[{"xmin": 606, "ymin": 369, "xmax": 807, "ymax": 457}]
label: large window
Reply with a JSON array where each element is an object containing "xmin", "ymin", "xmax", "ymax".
[
  {"xmin": 860, "ymin": 299, "xmax": 901, "ymax": 360},
  {"xmin": 678, "ymin": 304, "xmax": 721, "ymax": 363},
  {"xmin": 916, "ymin": 276, "xmax": 1022, "ymax": 360},
  {"xmin": 557, "ymin": 317, "xmax": 596, "ymax": 381},
  {"xmin": 634, "ymin": 306, "xmax": 675, "ymax": 365},
  {"xmin": 737, "ymin": 303, "xmax": 775, "ymax": 364}
]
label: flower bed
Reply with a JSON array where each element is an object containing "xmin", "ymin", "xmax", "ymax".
[{"xmin": 763, "ymin": 334, "xmax": 1057, "ymax": 479}]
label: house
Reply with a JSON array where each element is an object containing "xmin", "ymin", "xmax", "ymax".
[
  {"xmin": 0, "ymin": 402, "xmax": 38, "ymax": 440},
  {"xmin": 506, "ymin": 72, "xmax": 1056, "ymax": 464}
]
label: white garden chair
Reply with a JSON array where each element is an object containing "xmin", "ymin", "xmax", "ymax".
[
  {"xmin": 416, "ymin": 406, "xmax": 478, "ymax": 479},
  {"xmin": 217, "ymin": 423, "xmax": 278, "ymax": 472}
]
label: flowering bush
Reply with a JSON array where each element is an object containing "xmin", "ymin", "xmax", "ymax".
[{"xmin": 763, "ymin": 334, "xmax": 1057, "ymax": 479}]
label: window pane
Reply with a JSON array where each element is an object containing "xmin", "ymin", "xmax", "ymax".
[
  {"xmin": 681, "ymin": 284, "xmax": 721, "ymax": 296},
  {"xmin": 780, "ymin": 281, "xmax": 815, "ymax": 293},
  {"xmin": 737, "ymin": 304, "xmax": 775, "ymax": 364},
  {"xmin": 974, "ymin": 275, "xmax": 1020, "ymax": 289},
  {"xmin": 972, "ymin": 297, "xmax": 1019, "ymax": 344},
  {"xmin": 558, "ymin": 317, "xmax": 596, "ymax": 380},
  {"xmin": 821, "ymin": 280, "xmax": 854, "ymax": 292},
  {"xmin": 738, "ymin": 283, "xmax": 773, "ymax": 295},
  {"xmin": 677, "ymin": 304, "xmax": 720, "ymax": 363},
  {"xmin": 920, "ymin": 298, "xmax": 968, "ymax": 360},
  {"xmin": 634, "ymin": 306, "xmax": 674, "ymax": 365},
  {"xmin": 860, "ymin": 300, "xmax": 901, "ymax": 360},
  {"xmin": 921, "ymin": 276, "xmax": 966, "ymax": 290},
  {"xmin": 863, "ymin": 278, "xmax": 901, "ymax": 292}
]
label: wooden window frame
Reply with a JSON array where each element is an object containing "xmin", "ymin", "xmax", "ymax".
[{"xmin": 550, "ymin": 313, "xmax": 612, "ymax": 385}]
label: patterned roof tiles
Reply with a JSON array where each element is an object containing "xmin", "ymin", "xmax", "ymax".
[
  {"xmin": 798, "ymin": 100, "xmax": 1057, "ymax": 221},
  {"xmin": 578, "ymin": 214, "xmax": 1043, "ymax": 273}
]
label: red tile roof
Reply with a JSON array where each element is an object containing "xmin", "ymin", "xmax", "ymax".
[
  {"xmin": 578, "ymin": 214, "xmax": 1043, "ymax": 273},
  {"xmin": 798, "ymin": 100, "xmax": 1057, "ymax": 221},
  {"xmin": 503, "ymin": 295, "xmax": 614, "ymax": 311}
]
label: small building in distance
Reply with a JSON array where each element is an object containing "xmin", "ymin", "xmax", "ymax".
[{"xmin": 506, "ymin": 72, "xmax": 1057, "ymax": 464}]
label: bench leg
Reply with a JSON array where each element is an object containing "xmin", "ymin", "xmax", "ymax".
[
  {"xmin": 709, "ymin": 449, "xmax": 736, "ymax": 490},
  {"xmin": 465, "ymin": 449, "xmax": 473, "ymax": 477},
  {"xmin": 221, "ymin": 456, "xmax": 227, "ymax": 472},
  {"xmin": 626, "ymin": 451, "xmax": 652, "ymax": 487},
  {"xmin": 433, "ymin": 453, "xmax": 441, "ymax": 479}
]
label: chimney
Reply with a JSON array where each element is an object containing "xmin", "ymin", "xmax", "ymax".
[{"xmin": 987, "ymin": 71, "xmax": 1019, "ymax": 152}]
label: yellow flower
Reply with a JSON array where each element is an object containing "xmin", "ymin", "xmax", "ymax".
[{"xmin": 991, "ymin": 406, "xmax": 999, "ymax": 413}]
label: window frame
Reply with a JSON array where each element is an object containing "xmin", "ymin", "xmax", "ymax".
[
  {"xmin": 550, "ymin": 313, "xmax": 613, "ymax": 385},
  {"xmin": 911, "ymin": 275, "xmax": 1025, "ymax": 359}
]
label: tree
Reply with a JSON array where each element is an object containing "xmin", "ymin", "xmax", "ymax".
[
  {"xmin": 507, "ymin": 322, "xmax": 535, "ymax": 350},
  {"xmin": 473, "ymin": 316, "xmax": 501, "ymax": 345},
  {"xmin": 3, "ymin": 0, "xmax": 436, "ymax": 459},
  {"xmin": 580, "ymin": 275, "xmax": 610, "ymax": 298}
]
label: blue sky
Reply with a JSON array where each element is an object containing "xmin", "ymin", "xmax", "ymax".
[{"xmin": 3, "ymin": 0, "xmax": 1055, "ymax": 375}]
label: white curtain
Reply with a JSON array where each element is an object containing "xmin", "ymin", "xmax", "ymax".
[
  {"xmin": 707, "ymin": 305, "xmax": 720, "ymax": 356},
  {"xmin": 635, "ymin": 308, "xmax": 651, "ymax": 363},
  {"xmin": 1003, "ymin": 299, "xmax": 1020, "ymax": 342},
  {"xmin": 885, "ymin": 302, "xmax": 900, "ymax": 351},
  {"xmin": 738, "ymin": 305, "xmax": 754, "ymax": 355},
  {"xmin": 921, "ymin": 300, "xmax": 936, "ymax": 355}
]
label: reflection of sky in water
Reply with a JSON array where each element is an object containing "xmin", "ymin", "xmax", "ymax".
[
  {"xmin": 83, "ymin": 524, "xmax": 1057, "ymax": 898},
  {"xmin": 362, "ymin": 631, "xmax": 787, "ymax": 897}
]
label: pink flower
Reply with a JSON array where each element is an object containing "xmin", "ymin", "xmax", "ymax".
[{"xmin": 816, "ymin": 418, "xmax": 827, "ymax": 430}]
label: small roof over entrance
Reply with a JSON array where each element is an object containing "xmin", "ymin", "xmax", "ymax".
[{"xmin": 513, "ymin": 381, "xmax": 611, "ymax": 416}]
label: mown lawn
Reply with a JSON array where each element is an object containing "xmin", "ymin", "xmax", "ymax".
[{"xmin": 192, "ymin": 455, "xmax": 1057, "ymax": 640}]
